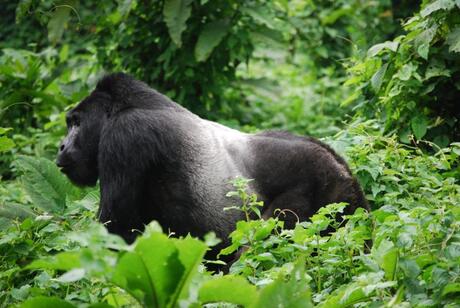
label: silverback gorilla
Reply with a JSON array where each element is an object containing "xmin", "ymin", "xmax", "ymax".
[{"xmin": 57, "ymin": 73, "xmax": 368, "ymax": 248}]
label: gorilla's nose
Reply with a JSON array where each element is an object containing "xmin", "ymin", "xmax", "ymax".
[{"xmin": 56, "ymin": 157, "xmax": 67, "ymax": 168}]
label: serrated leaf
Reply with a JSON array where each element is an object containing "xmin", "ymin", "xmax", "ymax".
[
  {"xmin": 367, "ymin": 41, "xmax": 399, "ymax": 57},
  {"xmin": 414, "ymin": 25, "xmax": 438, "ymax": 50},
  {"xmin": 163, "ymin": 0, "xmax": 192, "ymax": 47},
  {"xmin": 411, "ymin": 115, "xmax": 428, "ymax": 140},
  {"xmin": 253, "ymin": 259, "xmax": 313, "ymax": 308},
  {"xmin": 13, "ymin": 156, "xmax": 80, "ymax": 213},
  {"xmin": 371, "ymin": 63, "xmax": 388, "ymax": 92},
  {"xmin": 195, "ymin": 20, "xmax": 229, "ymax": 62},
  {"xmin": 198, "ymin": 275, "xmax": 258, "ymax": 307},
  {"xmin": 420, "ymin": 0, "xmax": 455, "ymax": 17},
  {"xmin": 447, "ymin": 27, "xmax": 460, "ymax": 53},
  {"xmin": 0, "ymin": 203, "xmax": 36, "ymax": 221}
]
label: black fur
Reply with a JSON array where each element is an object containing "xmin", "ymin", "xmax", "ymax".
[{"xmin": 57, "ymin": 73, "xmax": 369, "ymax": 248}]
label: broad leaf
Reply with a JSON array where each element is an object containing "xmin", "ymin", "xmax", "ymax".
[
  {"xmin": 195, "ymin": 20, "xmax": 229, "ymax": 62},
  {"xmin": 13, "ymin": 156, "xmax": 80, "ymax": 213},
  {"xmin": 0, "ymin": 203, "xmax": 36, "ymax": 221},
  {"xmin": 163, "ymin": 0, "xmax": 192, "ymax": 47},
  {"xmin": 47, "ymin": 0, "xmax": 76, "ymax": 44},
  {"xmin": 26, "ymin": 251, "xmax": 81, "ymax": 270},
  {"xmin": 411, "ymin": 115, "xmax": 428, "ymax": 140},
  {"xmin": 420, "ymin": 0, "xmax": 455, "ymax": 17},
  {"xmin": 373, "ymin": 239, "xmax": 398, "ymax": 281},
  {"xmin": 0, "ymin": 136, "xmax": 14, "ymax": 152},
  {"xmin": 20, "ymin": 296, "xmax": 75, "ymax": 308},
  {"xmin": 253, "ymin": 259, "xmax": 313, "ymax": 308},
  {"xmin": 198, "ymin": 275, "xmax": 258, "ymax": 307},
  {"xmin": 371, "ymin": 63, "xmax": 388, "ymax": 92},
  {"xmin": 367, "ymin": 41, "xmax": 399, "ymax": 57},
  {"xmin": 447, "ymin": 27, "xmax": 460, "ymax": 53},
  {"xmin": 113, "ymin": 231, "xmax": 206, "ymax": 308}
]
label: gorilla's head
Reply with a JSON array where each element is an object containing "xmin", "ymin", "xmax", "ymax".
[
  {"xmin": 56, "ymin": 91, "xmax": 110, "ymax": 186},
  {"xmin": 57, "ymin": 73, "xmax": 161, "ymax": 186}
]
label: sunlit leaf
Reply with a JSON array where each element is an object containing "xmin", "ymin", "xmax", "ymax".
[
  {"xmin": 20, "ymin": 297, "xmax": 75, "ymax": 308},
  {"xmin": 198, "ymin": 275, "xmax": 258, "ymax": 307}
]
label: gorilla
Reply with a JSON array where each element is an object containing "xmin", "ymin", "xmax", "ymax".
[{"xmin": 57, "ymin": 73, "xmax": 368, "ymax": 248}]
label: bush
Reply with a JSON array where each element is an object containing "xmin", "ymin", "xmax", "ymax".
[{"xmin": 345, "ymin": 0, "xmax": 460, "ymax": 145}]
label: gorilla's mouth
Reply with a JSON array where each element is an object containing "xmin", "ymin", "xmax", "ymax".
[{"xmin": 57, "ymin": 163, "xmax": 74, "ymax": 175}]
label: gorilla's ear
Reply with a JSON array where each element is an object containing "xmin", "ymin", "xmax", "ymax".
[{"xmin": 95, "ymin": 73, "xmax": 137, "ymax": 116}]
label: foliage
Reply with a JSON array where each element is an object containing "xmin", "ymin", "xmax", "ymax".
[
  {"xmin": 1, "ymin": 0, "xmax": 460, "ymax": 307},
  {"xmin": 91, "ymin": 0, "xmax": 290, "ymax": 117},
  {"xmin": 345, "ymin": 0, "xmax": 460, "ymax": 145},
  {"xmin": 2, "ymin": 133, "xmax": 460, "ymax": 306},
  {"xmin": 285, "ymin": 0, "xmax": 397, "ymax": 71}
]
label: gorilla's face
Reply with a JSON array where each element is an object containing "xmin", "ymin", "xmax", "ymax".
[{"xmin": 57, "ymin": 92, "xmax": 109, "ymax": 187}]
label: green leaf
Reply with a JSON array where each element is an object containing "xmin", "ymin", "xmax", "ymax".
[
  {"xmin": 198, "ymin": 275, "xmax": 258, "ymax": 307},
  {"xmin": 420, "ymin": 0, "xmax": 455, "ymax": 17},
  {"xmin": 442, "ymin": 283, "xmax": 460, "ymax": 297},
  {"xmin": 195, "ymin": 20, "xmax": 229, "ymax": 62},
  {"xmin": 47, "ymin": 1, "xmax": 76, "ymax": 44},
  {"xmin": 397, "ymin": 64, "xmax": 416, "ymax": 81},
  {"xmin": 113, "ymin": 231, "xmax": 206, "ymax": 308},
  {"xmin": 0, "ymin": 127, "xmax": 12, "ymax": 134},
  {"xmin": 372, "ymin": 240, "xmax": 398, "ymax": 281},
  {"xmin": 411, "ymin": 115, "xmax": 428, "ymax": 140},
  {"xmin": 170, "ymin": 236, "xmax": 208, "ymax": 306},
  {"xmin": 0, "ymin": 136, "xmax": 14, "ymax": 152},
  {"xmin": 242, "ymin": 7, "xmax": 277, "ymax": 29},
  {"xmin": 15, "ymin": 0, "xmax": 33, "ymax": 22},
  {"xmin": 54, "ymin": 268, "xmax": 86, "ymax": 283},
  {"xmin": 26, "ymin": 251, "xmax": 81, "ymax": 270},
  {"xmin": 414, "ymin": 25, "xmax": 438, "ymax": 53},
  {"xmin": 20, "ymin": 297, "xmax": 76, "ymax": 308},
  {"xmin": 417, "ymin": 43, "xmax": 429, "ymax": 59},
  {"xmin": 371, "ymin": 63, "xmax": 388, "ymax": 92},
  {"xmin": 0, "ymin": 203, "xmax": 36, "ymax": 221},
  {"xmin": 163, "ymin": 0, "xmax": 192, "ymax": 47},
  {"xmin": 367, "ymin": 41, "xmax": 399, "ymax": 57},
  {"xmin": 13, "ymin": 156, "xmax": 80, "ymax": 213},
  {"xmin": 446, "ymin": 27, "xmax": 460, "ymax": 53},
  {"xmin": 253, "ymin": 259, "xmax": 313, "ymax": 308}
]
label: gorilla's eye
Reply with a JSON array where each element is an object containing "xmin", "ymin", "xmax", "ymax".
[{"xmin": 74, "ymin": 117, "xmax": 80, "ymax": 127}]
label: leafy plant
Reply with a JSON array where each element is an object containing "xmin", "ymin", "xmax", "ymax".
[{"xmin": 345, "ymin": 0, "xmax": 460, "ymax": 144}]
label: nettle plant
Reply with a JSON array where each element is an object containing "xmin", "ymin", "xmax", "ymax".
[{"xmin": 345, "ymin": 0, "xmax": 460, "ymax": 146}]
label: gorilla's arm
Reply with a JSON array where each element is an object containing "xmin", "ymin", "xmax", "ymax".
[{"xmin": 97, "ymin": 109, "xmax": 167, "ymax": 242}]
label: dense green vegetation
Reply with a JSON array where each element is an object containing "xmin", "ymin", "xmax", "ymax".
[{"xmin": 1, "ymin": 0, "xmax": 459, "ymax": 307}]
